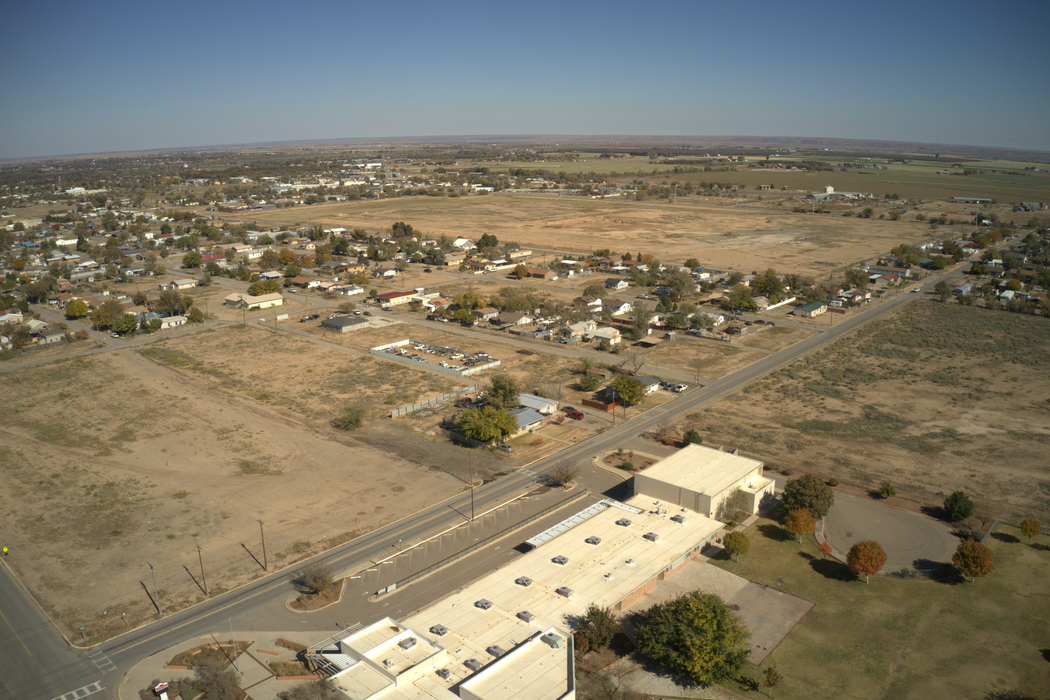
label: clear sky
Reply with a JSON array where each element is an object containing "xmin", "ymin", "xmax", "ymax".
[{"xmin": 2, "ymin": 0, "xmax": 1048, "ymax": 159}]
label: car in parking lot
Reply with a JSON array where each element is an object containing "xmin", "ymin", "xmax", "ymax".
[
  {"xmin": 565, "ymin": 410, "xmax": 584, "ymax": 420},
  {"xmin": 363, "ymin": 311, "xmax": 372, "ymax": 316}
]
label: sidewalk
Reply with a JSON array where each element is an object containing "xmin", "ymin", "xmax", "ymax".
[{"xmin": 119, "ymin": 631, "xmax": 323, "ymax": 700}]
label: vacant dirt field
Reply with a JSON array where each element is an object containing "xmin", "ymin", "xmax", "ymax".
[
  {"xmin": 735, "ymin": 324, "xmax": 818, "ymax": 352},
  {"xmin": 234, "ymin": 197, "xmax": 935, "ymax": 276},
  {"xmin": 0, "ymin": 337, "xmax": 505, "ymax": 640},
  {"xmin": 682, "ymin": 302, "xmax": 1050, "ymax": 521}
]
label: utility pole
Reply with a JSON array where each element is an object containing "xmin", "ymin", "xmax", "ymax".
[
  {"xmin": 197, "ymin": 544, "xmax": 208, "ymax": 595},
  {"xmin": 147, "ymin": 562, "xmax": 159, "ymax": 613},
  {"xmin": 258, "ymin": 520, "xmax": 267, "ymax": 571}
]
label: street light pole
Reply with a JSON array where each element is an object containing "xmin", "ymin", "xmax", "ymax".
[
  {"xmin": 197, "ymin": 544, "xmax": 208, "ymax": 595},
  {"xmin": 258, "ymin": 520, "xmax": 267, "ymax": 571},
  {"xmin": 147, "ymin": 562, "xmax": 159, "ymax": 613}
]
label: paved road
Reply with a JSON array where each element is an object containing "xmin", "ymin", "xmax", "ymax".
[
  {"xmin": 0, "ymin": 265, "xmax": 966, "ymax": 700},
  {"xmin": 824, "ymin": 493, "xmax": 959, "ymax": 573}
]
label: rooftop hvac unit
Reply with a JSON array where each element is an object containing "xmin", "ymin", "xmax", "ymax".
[
  {"xmin": 475, "ymin": 599, "xmax": 493, "ymax": 610},
  {"xmin": 383, "ymin": 658, "xmax": 393, "ymax": 668},
  {"xmin": 436, "ymin": 668, "xmax": 450, "ymax": 680},
  {"xmin": 517, "ymin": 611, "xmax": 535, "ymax": 623},
  {"xmin": 643, "ymin": 532, "xmax": 660, "ymax": 542},
  {"xmin": 429, "ymin": 624, "xmax": 448, "ymax": 636},
  {"xmin": 515, "ymin": 576, "xmax": 533, "ymax": 587},
  {"xmin": 464, "ymin": 658, "xmax": 483, "ymax": 672},
  {"xmin": 585, "ymin": 536, "xmax": 602, "ymax": 545},
  {"xmin": 486, "ymin": 645, "xmax": 506, "ymax": 658},
  {"xmin": 671, "ymin": 514, "xmax": 686, "ymax": 524},
  {"xmin": 398, "ymin": 637, "xmax": 417, "ymax": 650},
  {"xmin": 555, "ymin": 587, "xmax": 574, "ymax": 598},
  {"xmin": 616, "ymin": 518, "xmax": 631, "ymax": 527},
  {"xmin": 541, "ymin": 633, "xmax": 564, "ymax": 649},
  {"xmin": 552, "ymin": 555, "xmax": 568, "ymax": 565}
]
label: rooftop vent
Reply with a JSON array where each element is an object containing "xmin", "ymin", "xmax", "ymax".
[
  {"xmin": 552, "ymin": 555, "xmax": 568, "ymax": 565},
  {"xmin": 671, "ymin": 514, "xmax": 686, "ymax": 524},
  {"xmin": 429, "ymin": 624, "xmax": 448, "ymax": 636},
  {"xmin": 464, "ymin": 658, "xmax": 483, "ymax": 672},
  {"xmin": 436, "ymin": 669, "xmax": 450, "ymax": 680},
  {"xmin": 541, "ymin": 633, "xmax": 564, "ymax": 649},
  {"xmin": 486, "ymin": 645, "xmax": 506, "ymax": 658},
  {"xmin": 616, "ymin": 518, "xmax": 631, "ymax": 527},
  {"xmin": 383, "ymin": 658, "xmax": 394, "ymax": 668},
  {"xmin": 585, "ymin": 536, "xmax": 602, "ymax": 545},
  {"xmin": 643, "ymin": 532, "xmax": 660, "ymax": 542},
  {"xmin": 517, "ymin": 611, "xmax": 535, "ymax": 623},
  {"xmin": 555, "ymin": 587, "xmax": 574, "ymax": 598},
  {"xmin": 515, "ymin": 576, "xmax": 533, "ymax": 587},
  {"xmin": 475, "ymin": 599, "xmax": 493, "ymax": 611},
  {"xmin": 625, "ymin": 559, "xmax": 635, "ymax": 565},
  {"xmin": 398, "ymin": 637, "xmax": 417, "ymax": 650}
]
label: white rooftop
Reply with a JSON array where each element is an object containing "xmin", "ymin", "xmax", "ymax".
[{"xmin": 640, "ymin": 444, "xmax": 764, "ymax": 497}]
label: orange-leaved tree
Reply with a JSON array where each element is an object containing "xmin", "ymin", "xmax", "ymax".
[
  {"xmin": 784, "ymin": 508, "xmax": 816, "ymax": 544},
  {"xmin": 952, "ymin": 540, "xmax": 994, "ymax": 583},
  {"xmin": 846, "ymin": 540, "xmax": 886, "ymax": 584},
  {"xmin": 1020, "ymin": 518, "xmax": 1041, "ymax": 545}
]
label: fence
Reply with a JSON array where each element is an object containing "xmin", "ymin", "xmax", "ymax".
[
  {"xmin": 390, "ymin": 385, "xmax": 478, "ymax": 418},
  {"xmin": 376, "ymin": 489, "xmax": 591, "ymax": 596}
]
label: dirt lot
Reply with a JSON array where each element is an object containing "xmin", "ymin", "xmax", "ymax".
[
  {"xmin": 734, "ymin": 324, "xmax": 818, "ymax": 352},
  {"xmin": 623, "ymin": 335, "xmax": 760, "ymax": 380},
  {"xmin": 234, "ymin": 197, "xmax": 935, "ymax": 276},
  {"xmin": 0, "ymin": 334, "xmax": 506, "ymax": 640},
  {"xmin": 681, "ymin": 302, "xmax": 1050, "ymax": 521}
]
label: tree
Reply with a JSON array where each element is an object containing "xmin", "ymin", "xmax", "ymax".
[
  {"xmin": 579, "ymin": 604, "xmax": 619, "ymax": 649},
  {"xmin": 65, "ymin": 300, "xmax": 89, "ymax": 319},
  {"xmin": 723, "ymin": 531, "xmax": 749, "ymax": 563},
  {"xmin": 337, "ymin": 301, "xmax": 357, "ymax": 314},
  {"xmin": 199, "ymin": 271, "xmax": 212, "ymax": 286},
  {"xmin": 578, "ymin": 371, "xmax": 602, "ymax": 392},
  {"xmin": 90, "ymin": 299, "xmax": 125, "ymax": 330},
  {"xmin": 278, "ymin": 247, "xmax": 296, "ymax": 265},
  {"xmin": 943, "ymin": 491, "xmax": 974, "ymax": 522},
  {"xmin": 183, "ymin": 251, "xmax": 201, "ymax": 267},
  {"xmin": 934, "ymin": 280, "xmax": 952, "ymax": 303},
  {"xmin": 513, "ymin": 264, "xmax": 529, "ymax": 279},
  {"xmin": 636, "ymin": 591, "xmax": 751, "ymax": 685},
  {"xmin": 784, "ymin": 508, "xmax": 816, "ymax": 544},
  {"xmin": 879, "ymin": 481, "xmax": 896, "ymax": 499},
  {"xmin": 844, "ymin": 268, "xmax": 868, "ymax": 289},
  {"xmin": 279, "ymin": 680, "xmax": 339, "ymax": 700},
  {"xmin": 455, "ymin": 406, "xmax": 517, "ymax": 443},
  {"xmin": 486, "ymin": 373, "xmax": 519, "ymax": 409},
  {"xmin": 611, "ymin": 375, "xmax": 644, "ymax": 406},
  {"xmin": 248, "ymin": 279, "xmax": 281, "ymax": 296},
  {"xmin": 582, "ymin": 283, "xmax": 605, "ymax": 298},
  {"xmin": 819, "ymin": 541, "xmax": 833, "ymax": 560},
  {"xmin": 477, "ymin": 233, "xmax": 498, "ymax": 249},
  {"xmin": 846, "ymin": 540, "xmax": 886, "ymax": 583},
  {"xmin": 953, "ymin": 540, "xmax": 994, "ymax": 583},
  {"xmin": 297, "ymin": 562, "xmax": 335, "ymax": 594},
  {"xmin": 549, "ymin": 462, "xmax": 579, "ymax": 486},
  {"xmin": 780, "ymin": 474, "xmax": 834, "ymax": 521},
  {"xmin": 683, "ymin": 429, "xmax": 703, "ymax": 445},
  {"xmin": 683, "ymin": 258, "xmax": 700, "ymax": 269},
  {"xmin": 723, "ymin": 284, "xmax": 756, "ymax": 312},
  {"xmin": 332, "ymin": 404, "xmax": 368, "ymax": 431},
  {"xmin": 764, "ymin": 664, "xmax": 783, "ymax": 698},
  {"xmin": 114, "ymin": 313, "xmax": 138, "ymax": 335},
  {"xmin": 193, "ymin": 660, "xmax": 240, "ymax": 700},
  {"xmin": 155, "ymin": 289, "xmax": 184, "ymax": 315},
  {"xmin": 188, "ymin": 307, "xmax": 205, "ymax": 324},
  {"xmin": 1020, "ymin": 518, "xmax": 1042, "ymax": 544}
]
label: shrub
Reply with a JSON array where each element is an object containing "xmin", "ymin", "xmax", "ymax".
[
  {"xmin": 332, "ymin": 404, "xmax": 368, "ymax": 431},
  {"xmin": 618, "ymin": 461, "xmax": 635, "ymax": 471},
  {"xmin": 879, "ymin": 482, "xmax": 896, "ymax": 499},
  {"xmin": 683, "ymin": 429, "xmax": 703, "ymax": 445},
  {"xmin": 943, "ymin": 491, "xmax": 974, "ymax": 522},
  {"xmin": 297, "ymin": 563, "xmax": 334, "ymax": 595},
  {"xmin": 828, "ymin": 478, "xmax": 840, "ymax": 487}
]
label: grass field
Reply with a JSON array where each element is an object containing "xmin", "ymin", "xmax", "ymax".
[
  {"xmin": 685, "ymin": 302, "xmax": 1050, "ymax": 522},
  {"xmin": 709, "ymin": 517, "xmax": 1050, "ymax": 699}
]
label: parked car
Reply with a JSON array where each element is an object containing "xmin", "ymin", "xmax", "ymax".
[
  {"xmin": 566, "ymin": 410, "xmax": 584, "ymax": 420},
  {"xmin": 455, "ymin": 397, "xmax": 472, "ymax": 407},
  {"xmin": 424, "ymin": 268, "xmax": 432, "ymax": 273},
  {"xmin": 498, "ymin": 444, "xmax": 513, "ymax": 453},
  {"xmin": 363, "ymin": 311, "xmax": 372, "ymax": 316},
  {"xmin": 562, "ymin": 406, "xmax": 578, "ymax": 413},
  {"xmin": 671, "ymin": 384, "xmax": 688, "ymax": 393}
]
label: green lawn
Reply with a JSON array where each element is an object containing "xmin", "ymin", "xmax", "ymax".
[{"xmin": 709, "ymin": 517, "xmax": 1050, "ymax": 699}]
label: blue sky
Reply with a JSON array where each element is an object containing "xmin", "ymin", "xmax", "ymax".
[{"xmin": 2, "ymin": 0, "xmax": 1048, "ymax": 159}]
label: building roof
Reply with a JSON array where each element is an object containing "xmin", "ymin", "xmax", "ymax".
[
  {"xmin": 324, "ymin": 316, "xmax": 368, "ymax": 329},
  {"xmin": 519, "ymin": 394, "xmax": 557, "ymax": 412},
  {"xmin": 640, "ymin": 444, "xmax": 764, "ymax": 498},
  {"xmin": 509, "ymin": 408, "xmax": 545, "ymax": 430},
  {"xmin": 798, "ymin": 301, "xmax": 826, "ymax": 312}
]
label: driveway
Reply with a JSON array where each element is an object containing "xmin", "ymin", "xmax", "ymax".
[{"xmin": 824, "ymin": 492, "xmax": 958, "ymax": 573}]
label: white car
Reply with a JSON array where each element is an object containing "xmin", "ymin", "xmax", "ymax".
[{"xmin": 672, "ymin": 384, "xmax": 688, "ymax": 393}]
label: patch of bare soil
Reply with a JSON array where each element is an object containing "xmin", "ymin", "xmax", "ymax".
[{"xmin": 682, "ymin": 302, "xmax": 1050, "ymax": 522}]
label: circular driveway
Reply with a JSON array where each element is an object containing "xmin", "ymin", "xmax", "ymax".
[{"xmin": 824, "ymin": 492, "xmax": 958, "ymax": 573}]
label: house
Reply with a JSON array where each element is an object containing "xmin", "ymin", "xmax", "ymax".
[
  {"xmin": 467, "ymin": 259, "xmax": 496, "ymax": 273},
  {"xmin": 602, "ymin": 299, "xmax": 632, "ymax": 316},
  {"xmin": 520, "ymin": 266, "xmax": 557, "ymax": 280},
  {"xmin": 573, "ymin": 295, "xmax": 602, "ymax": 311},
  {"xmin": 518, "ymin": 393, "xmax": 558, "ymax": 415},
  {"xmin": 584, "ymin": 327, "xmax": 622, "ymax": 345},
  {"xmin": 633, "ymin": 375, "xmax": 661, "ymax": 395},
  {"xmin": 224, "ymin": 292, "xmax": 284, "ymax": 310},
  {"xmin": 451, "ymin": 237, "xmax": 477, "ymax": 251},
  {"xmin": 604, "ymin": 278, "xmax": 628, "ymax": 290},
  {"xmin": 752, "ymin": 295, "xmax": 770, "ymax": 311},
  {"xmin": 259, "ymin": 271, "xmax": 284, "ymax": 281},
  {"xmin": 159, "ymin": 316, "xmax": 187, "ymax": 330},
  {"xmin": 375, "ymin": 290, "xmax": 418, "ymax": 306},
  {"xmin": 34, "ymin": 329, "xmax": 66, "ymax": 345},
  {"xmin": 373, "ymin": 268, "xmax": 398, "ymax": 279},
  {"xmin": 495, "ymin": 310, "xmax": 533, "ymax": 326},
  {"xmin": 290, "ymin": 276, "xmax": 320, "ymax": 289},
  {"xmin": 560, "ymin": 320, "xmax": 597, "ymax": 339},
  {"xmin": 471, "ymin": 307, "xmax": 499, "ymax": 321},
  {"xmin": 793, "ymin": 301, "xmax": 827, "ymax": 317},
  {"xmin": 322, "ymin": 316, "xmax": 369, "ymax": 333},
  {"xmin": 166, "ymin": 278, "xmax": 197, "ymax": 290},
  {"xmin": 0, "ymin": 311, "xmax": 24, "ymax": 325},
  {"xmin": 953, "ymin": 282, "xmax": 973, "ymax": 296},
  {"xmin": 632, "ymin": 443, "xmax": 776, "ymax": 519},
  {"xmin": 509, "ymin": 407, "xmax": 546, "ymax": 436}
]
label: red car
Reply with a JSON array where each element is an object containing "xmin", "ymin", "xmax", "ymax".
[
  {"xmin": 565, "ymin": 410, "xmax": 584, "ymax": 420},
  {"xmin": 455, "ymin": 397, "xmax": 473, "ymax": 407}
]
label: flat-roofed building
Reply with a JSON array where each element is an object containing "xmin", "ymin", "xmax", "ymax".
[{"xmin": 632, "ymin": 444, "xmax": 775, "ymax": 519}]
